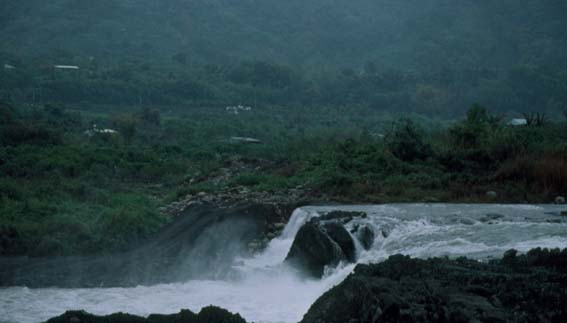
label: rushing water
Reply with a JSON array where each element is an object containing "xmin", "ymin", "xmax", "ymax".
[{"xmin": 1, "ymin": 204, "xmax": 567, "ymax": 323}]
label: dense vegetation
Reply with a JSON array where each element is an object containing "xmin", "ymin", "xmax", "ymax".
[
  {"xmin": 2, "ymin": 0, "xmax": 567, "ymax": 116},
  {"xmin": 1, "ymin": 101, "xmax": 566, "ymax": 257},
  {"xmin": 1, "ymin": 1, "xmax": 567, "ymax": 257},
  {"xmin": 3, "ymin": 0, "xmax": 566, "ymax": 68}
]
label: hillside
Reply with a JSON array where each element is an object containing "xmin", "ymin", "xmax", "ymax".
[
  {"xmin": 1, "ymin": 0, "xmax": 567, "ymax": 115},
  {"xmin": 2, "ymin": 0, "xmax": 566, "ymax": 69}
]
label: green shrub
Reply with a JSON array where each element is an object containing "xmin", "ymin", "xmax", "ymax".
[
  {"xmin": 0, "ymin": 124, "xmax": 62, "ymax": 146},
  {"xmin": 111, "ymin": 114, "xmax": 138, "ymax": 142},
  {"xmin": 0, "ymin": 179, "xmax": 23, "ymax": 200},
  {"xmin": 232, "ymin": 172, "xmax": 264, "ymax": 187},
  {"xmin": 385, "ymin": 118, "xmax": 432, "ymax": 161},
  {"xmin": 0, "ymin": 101, "xmax": 17, "ymax": 125}
]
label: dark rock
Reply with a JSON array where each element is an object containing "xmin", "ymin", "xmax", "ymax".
[
  {"xmin": 285, "ymin": 222, "xmax": 344, "ymax": 277},
  {"xmin": 285, "ymin": 219, "xmax": 356, "ymax": 277},
  {"xmin": 355, "ymin": 225, "xmax": 375, "ymax": 250},
  {"xmin": 480, "ymin": 213, "xmax": 504, "ymax": 223},
  {"xmin": 381, "ymin": 226, "xmax": 392, "ymax": 238},
  {"xmin": 502, "ymin": 249, "xmax": 518, "ymax": 265},
  {"xmin": 301, "ymin": 249, "xmax": 567, "ymax": 323},
  {"xmin": 525, "ymin": 247, "xmax": 567, "ymax": 269},
  {"xmin": 319, "ymin": 210, "xmax": 366, "ymax": 224},
  {"xmin": 0, "ymin": 225, "xmax": 21, "ymax": 256},
  {"xmin": 460, "ymin": 218, "xmax": 475, "ymax": 225},
  {"xmin": 45, "ymin": 306, "xmax": 247, "ymax": 323},
  {"xmin": 323, "ymin": 222, "xmax": 356, "ymax": 262}
]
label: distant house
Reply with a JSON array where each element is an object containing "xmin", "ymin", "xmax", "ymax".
[
  {"xmin": 84, "ymin": 125, "xmax": 118, "ymax": 137},
  {"xmin": 507, "ymin": 118, "xmax": 527, "ymax": 126},
  {"xmin": 226, "ymin": 105, "xmax": 253, "ymax": 115},
  {"xmin": 230, "ymin": 136, "xmax": 261, "ymax": 144},
  {"xmin": 54, "ymin": 65, "xmax": 80, "ymax": 70},
  {"xmin": 3, "ymin": 64, "xmax": 15, "ymax": 70}
]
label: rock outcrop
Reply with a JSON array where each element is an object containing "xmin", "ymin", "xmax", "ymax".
[
  {"xmin": 285, "ymin": 211, "xmax": 366, "ymax": 277},
  {"xmin": 354, "ymin": 224, "xmax": 375, "ymax": 250},
  {"xmin": 301, "ymin": 248, "xmax": 567, "ymax": 323},
  {"xmin": 44, "ymin": 306, "xmax": 247, "ymax": 323}
]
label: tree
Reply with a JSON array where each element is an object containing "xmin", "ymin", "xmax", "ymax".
[
  {"xmin": 111, "ymin": 115, "xmax": 137, "ymax": 143},
  {"xmin": 449, "ymin": 104, "xmax": 503, "ymax": 149},
  {"xmin": 385, "ymin": 118, "xmax": 432, "ymax": 162},
  {"xmin": 522, "ymin": 112, "xmax": 548, "ymax": 126},
  {"xmin": 137, "ymin": 107, "xmax": 160, "ymax": 127},
  {"xmin": 0, "ymin": 101, "xmax": 16, "ymax": 125}
]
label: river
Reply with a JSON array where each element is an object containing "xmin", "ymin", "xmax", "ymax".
[{"xmin": 1, "ymin": 204, "xmax": 567, "ymax": 323}]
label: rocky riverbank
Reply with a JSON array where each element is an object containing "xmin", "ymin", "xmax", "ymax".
[
  {"xmin": 44, "ymin": 306, "xmax": 246, "ymax": 323},
  {"xmin": 301, "ymin": 248, "xmax": 567, "ymax": 323}
]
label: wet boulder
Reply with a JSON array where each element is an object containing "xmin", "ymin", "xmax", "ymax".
[
  {"xmin": 44, "ymin": 306, "xmax": 247, "ymax": 323},
  {"xmin": 480, "ymin": 213, "xmax": 504, "ymax": 223},
  {"xmin": 285, "ymin": 219, "xmax": 356, "ymax": 277},
  {"xmin": 355, "ymin": 225, "xmax": 375, "ymax": 250},
  {"xmin": 319, "ymin": 210, "xmax": 367, "ymax": 224},
  {"xmin": 324, "ymin": 222, "xmax": 356, "ymax": 262}
]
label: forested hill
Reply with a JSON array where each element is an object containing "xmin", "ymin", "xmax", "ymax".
[
  {"xmin": 2, "ymin": 0, "xmax": 566, "ymax": 69},
  {"xmin": 1, "ymin": 1, "xmax": 567, "ymax": 115}
]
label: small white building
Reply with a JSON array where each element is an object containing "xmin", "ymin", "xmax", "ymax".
[
  {"xmin": 226, "ymin": 105, "xmax": 253, "ymax": 115},
  {"xmin": 54, "ymin": 65, "xmax": 80, "ymax": 70},
  {"xmin": 507, "ymin": 118, "xmax": 527, "ymax": 126},
  {"xmin": 230, "ymin": 136, "xmax": 261, "ymax": 144},
  {"xmin": 84, "ymin": 125, "xmax": 118, "ymax": 137}
]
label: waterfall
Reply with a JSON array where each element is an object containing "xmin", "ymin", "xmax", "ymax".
[{"xmin": 2, "ymin": 204, "xmax": 567, "ymax": 323}]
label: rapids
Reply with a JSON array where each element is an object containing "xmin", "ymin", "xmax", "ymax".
[{"xmin": 1, "ymin": 204, "xmax": 567, "ymax": 323}]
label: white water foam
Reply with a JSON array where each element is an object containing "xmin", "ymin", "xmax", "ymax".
[{"xmin": 1, "ymin": 204, "xmax": 567, "ymax": 323}]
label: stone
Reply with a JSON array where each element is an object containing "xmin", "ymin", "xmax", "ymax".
[
  {"xmin": 285, "ymin": 219, "xmax": 356, "ymax": 277},
  {"xmin": 555, "ymin": 196, "xmax": 566, "ymax": 204},
  {"xmin": 45, "ymin": 306, "xmax": 247, "ymax": 323},
  {"xmin": 381, "ymin": 226, "xmax": 392, "ymax": 238},
  {"xmin": 319, "ymin": 211, "xmax": 366, "ymax": 224},
  {"xmin": 323, "ymin": 222, "xmax": 356, "ymax": 262},
  {"xmin": 486, "ymin": 191, "xmax": 498, "ymax": 199},
  {"xmin": 273, "ymin": 222, "xmax": 286, "ymax": 230},
  {"xmin": 502, "ymin": 249, "xmax": 518, "ymax": 264},
  {"xmin": 460, "ymin": 218, "xmax": 475, "ymax": 225},
  {"xmin": 480, "ymin": 213, "xmax": 504, "ymax": 223},
  {"xmin": 355, "ymin": 225, "xmax": 375, "ymax": 250}
]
